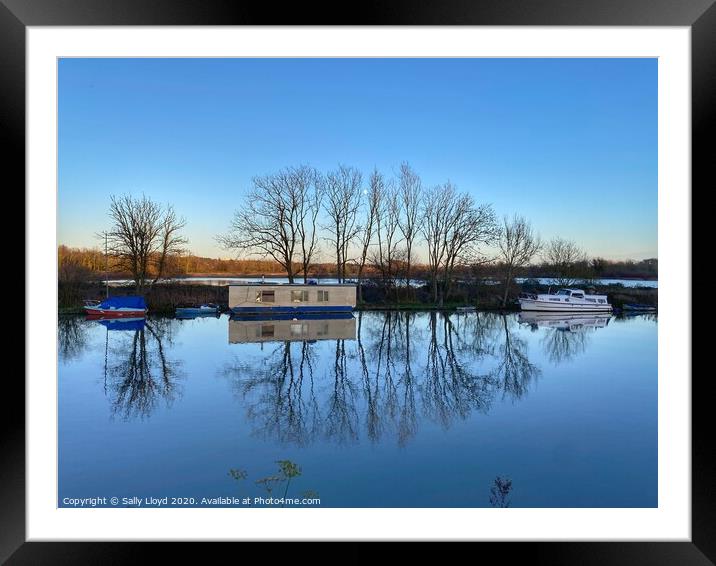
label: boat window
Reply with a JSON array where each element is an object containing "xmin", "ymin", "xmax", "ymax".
[
  {"xmin": 549, "ymin": 298, "xmax": 561, "ymax": 301},
  {"xmin": 317, "ymin": 323, "xmax": 329, "ymax": 336},
  {"xmin": 260, "ymin": 325, "xmax": 274, "ymax": 337},
  {"xmin": 317, "ymin": 290, "xmax": 329, "ymax": 302},
  {"xmin": 557, "ymin": 289, "xmax": 570, "ymax": 295},
  {"xmin": 291, "ymin": 290, "xmax": 309, "ymax": 303},
  {"xmin": 586, "ymin": 298, "xmax": 596, "ymax": 303},
  {"xmin": 256, "ymin": 290, "xmax": 275, "ymax": 303},
  {"xmin": 572, "ymin": 293, "xmax": 584, "ymax": 299},
  {"xmin": 598, "ymin": 299, "xmax": 605, "ymax": 304},
  {"xmin": 290, "ymin": 323, "xmax": 307, "ymax": 336}
]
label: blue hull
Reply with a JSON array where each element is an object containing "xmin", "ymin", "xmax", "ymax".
[
  {"xmin": 231, "ymin": 311, "xmax": 354, "ymax": 321},
  {"xmin": 231, "ymin": 305, "xmax": 353, "ymax": 316}
]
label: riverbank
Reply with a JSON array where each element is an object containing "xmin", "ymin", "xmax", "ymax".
[{"xmin": 58, "ymin": 280, "xmax": 657, "ymax": 314}]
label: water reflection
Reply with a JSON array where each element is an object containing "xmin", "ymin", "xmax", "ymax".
[
  {"xmin": 91, "ymin": 317, "xmax": 184, "ymax": 420},
  {"xmin": 518, "ymin": 313, "xmax": 611, "ymax": 365},
  {"xmin": 229, "ymin": 315, "xmax": 356, "ymax": 343},
  {"xmin": 225, "ymin": 311, "xmax": 544, "ymax": 446},
  {"xmin": 491, "ymin": 315, "xmax": 541, "ymax": 400},
  {"xmin": 58, "ymin": 315, "xmax": 91, "ymax": 362},
  {"xmin": 58, "ymin": 311, "xmax": 658, "ymax": 508},
  {"xmin": 489, "ymin": 476, "xmax": 513, "ymax": 508},
  {"xmin": 68, "ymin": 311, "xmax": 633, "ymax": 436}
]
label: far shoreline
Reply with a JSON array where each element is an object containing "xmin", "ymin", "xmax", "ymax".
[{"xmin": 101, "ymin": 273, "xmax": 660, "ymax": 282}]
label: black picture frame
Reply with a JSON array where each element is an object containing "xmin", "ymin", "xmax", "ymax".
[{"xmin": 6, "ymin": 0, "xmax": 710, "ymax": 561}]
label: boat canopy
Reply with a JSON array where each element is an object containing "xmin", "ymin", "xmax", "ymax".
[
  {"xmin": 98, "ymin": 318, "xmax": 146, "ymax": 331},
  {"xmin": 99, "ymin": 296, "xmax": 146, "ymax": 310}
]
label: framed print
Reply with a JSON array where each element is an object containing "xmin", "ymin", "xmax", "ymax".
[{"xmin": 6, "ymin": 0, "xmax": 712, "ymax": 561}]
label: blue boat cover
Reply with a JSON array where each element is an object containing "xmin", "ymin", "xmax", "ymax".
[
  {"xmin": 99, "ymin": 295, "xmax": 146, "ymax": 309},
  {"xmin": 98, "ymin": 318, "xmax": 146, "ymax": 331}
]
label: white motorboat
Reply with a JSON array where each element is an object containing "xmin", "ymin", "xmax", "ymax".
[{"xmin": 518, "ymin": 288, "xmax": 611, "ymax": 312}]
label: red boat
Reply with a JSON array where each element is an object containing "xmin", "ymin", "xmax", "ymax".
[{"xmin": 83, "ymin": 296, "xmax": 147, "ymax": 318}]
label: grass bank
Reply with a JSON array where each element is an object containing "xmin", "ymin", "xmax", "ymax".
[{"xmin": 59, "ymin": 280, "xmax": 657, "ymax": 314}]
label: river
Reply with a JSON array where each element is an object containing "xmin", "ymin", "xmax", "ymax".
[{"xmin": 58, "ymin": 310, "xmax": 657, "ymax": 508}]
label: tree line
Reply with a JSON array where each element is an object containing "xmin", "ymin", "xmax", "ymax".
[
  {"xmin": 59, "ymin": 163, "xmax": 657, "ymax": 306},
  {"xmin": 216, "ymin": 162, "xmax": 509, "ymax": 304}
]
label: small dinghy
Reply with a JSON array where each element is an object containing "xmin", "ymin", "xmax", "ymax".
[
  {"xmin": 622, "ymin": 303, "xmax": 657, "ymax": 312},
  {"xmin": 175, "ymin": 303, "xmax": 221, "ymax": 317}
]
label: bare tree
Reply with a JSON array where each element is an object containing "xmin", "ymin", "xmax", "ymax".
[
  {"xmin": 445, "ymin": 199, "xmax": 498, "ymax": 298},
  {"xmin": 397, "ymin": 162, "xmax": 422, "ymax": 294},
  {"xmin": 293, "ymin": 167, "xmax": 322, "ymax": 281},
  {"xmin": 497, "ymin": 215, "xmax": 542, "ymax": 307},
  {"xmin": 371, "ymin": 180, "xmax": 402, "ymax": 294},
  {"xmin": 106, "ymin": 194, "xmax": 187, "ymax": 292},
  {"xmin": 218, "ymin": 166, "xmax": 320, "ymax": 283},
  {"xmin": 421, "ymin": 182, "xmax": 456, "ymax": 304},
  {"xmin": 321, "ymin": 165, "xmax": 363, "ymax": 283},
  {"xmin": 421, "ymin": 184, "xmax": 498, "ymax": 305},
  {"xmin": 355, "ymin": 168, "xmax": 383, "ymax": 302},
  {"xmin": 152, "ymin": 206, "xmax": 188, "ymax": 285},
  {"xmin": 542, "ymin": 237, "xmax": 588, "ymax": 287}
]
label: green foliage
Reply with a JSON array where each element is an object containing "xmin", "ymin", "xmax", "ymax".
[
  {"xmin": 255, "ymin": 475, "xmax": 283, "ymax": 494},
  {"xmin": 276, "ymin": 460, "xmax": 302, "ymax": 480},
  {"xmin": 228, "ymin": 468, "xmax": 247, "ymax": 481},
  {"xmin": 229, "ymin": 460, "xmax": 314, "ymax": 506}
]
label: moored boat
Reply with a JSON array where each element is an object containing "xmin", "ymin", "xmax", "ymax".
[
  {"xmin": 622, "ymin": 303, "xmax": 657, "ymax": 312},
  {"xmin": 84, "ymin": 296, "xmax": 147, "ymax": 317},
  {"xmin": 228, "ymin": 283, "xmax": 356, "ymax": 315},
  {"xmin": 175, "ymin": 303, "xmax": 220, "ymax": 316},
  {"xmin": 518, "ymin": 288, "xmax": 611, "ymax": 312}
]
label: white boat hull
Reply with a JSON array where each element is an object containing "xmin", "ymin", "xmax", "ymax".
[{"xmin": 518, "ymin": 299, "xmax": 612, "ymax": 312}]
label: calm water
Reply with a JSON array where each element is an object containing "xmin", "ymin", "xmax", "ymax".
[{"xmin": 58, "ymin": 311, "xmax": 657, "ymax": 508}]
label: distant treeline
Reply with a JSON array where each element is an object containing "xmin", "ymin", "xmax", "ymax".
[{"xmin": 59, "ymin": 245, "xmax": 657, "ymax": 281}]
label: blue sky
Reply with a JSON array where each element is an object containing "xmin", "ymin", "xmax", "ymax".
[{"xmin": 58, "ymin": 58, "xmax": 657, "ymax": 260}]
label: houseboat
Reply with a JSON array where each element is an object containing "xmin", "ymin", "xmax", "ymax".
[
  {"xmin": 228, "ymin": 283, "xmax": 356, "ymax": 315},
  {"xmin": 229, "ymin": 314, "xmax": 356, "ymax": 344},
  {"xmin": 518, "ymin": 288, "xmax": 612, "ymax": 312}
]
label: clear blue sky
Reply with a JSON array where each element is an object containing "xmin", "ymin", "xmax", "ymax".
[{"xmin": 58, "ymin": 58, "xmax": 657, "ymax": 260}]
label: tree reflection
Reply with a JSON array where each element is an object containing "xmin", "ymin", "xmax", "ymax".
[
  {"xmin": 489, "ymin": 315, "xmax": 541, "ymax": 401},
  {"xmin": 227, "ymin": 340, "xmax": 322, "ymax": 446},
  {"xmin": 325, "ymin": 339, "xmax": 360, "ymax": 444},
  {"xmin": 540, "ymin": 328, "xmax": 589, "ymax": 365},
  {"xmin": 224, "ymin": 311, "xmax": 547, "ymax": 447},
  {"xmin": 58, "ymin": 316, "xmax": 91, "ymax": 362},
  {"xmin": 421, "ymin": 312, "xmax": 496, "ymax": 429},
  {"xmin": 104, "ymin": 318, "xmax": 183, "ymax": 420},
  {"xmin": 519, "ymin": 313, "xmax": 610, "ymax": 365},
  {"xmin": 489, "ymin": 476, "xmax": 513, "ymax": 508}
]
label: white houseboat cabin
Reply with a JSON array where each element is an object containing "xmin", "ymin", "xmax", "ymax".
[{"xmin": 228, "ymin": 283, "xmax": 356, "ymax": 315}]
